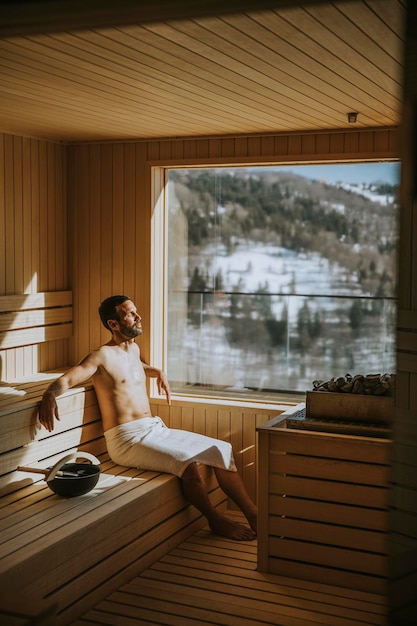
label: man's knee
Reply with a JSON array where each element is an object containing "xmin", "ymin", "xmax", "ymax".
[{"xmin": 181, "ymin": 462, "xmax": 203, "ymax": 484}]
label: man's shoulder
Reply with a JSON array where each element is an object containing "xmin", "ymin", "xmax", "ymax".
[{"xmin": 92, "ymin": 340, "xmax": 140, "ymax": 359}]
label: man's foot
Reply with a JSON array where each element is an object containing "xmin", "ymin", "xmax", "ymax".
[
  {"xmin": 244, "ymin": 510, "xmax": 258, "ymax": 535},
  {"xmin": 209, "ymin": 514, "xmax": 256, "ymax": 541}
]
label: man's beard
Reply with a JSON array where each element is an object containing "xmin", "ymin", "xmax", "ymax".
[{"xmin": 120, "ymin": 323, "xmax": 142, "ymax": 338}]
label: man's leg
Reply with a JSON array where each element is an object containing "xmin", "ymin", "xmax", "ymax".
[
  {"xmin": 213, "ymin": 467, "xmax": 258, "ymax": 533},
  {"xmin": 181, "ymin": 463, "xmax": 256, "ymax": 541}
]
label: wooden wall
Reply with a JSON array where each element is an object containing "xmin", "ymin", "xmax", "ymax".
[
  {"xmin": 389, "ymin": 2, "xmax": 417, "ymax": 622},
  {"xmin": 0, "ymin": 133, "xmax": 69, "ymax": 380},
  {"xmin": 0, "ymin": 124, "xmax": 402, "ymax": 535}
]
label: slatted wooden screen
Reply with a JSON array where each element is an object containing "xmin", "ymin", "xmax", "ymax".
[
  {"xmin": 0, "ymin": 133, "xmax": 69, "ymax": 380},
  {"xmin": 257, "ymin": 419, "xmax": 391, "ymax": 595}
]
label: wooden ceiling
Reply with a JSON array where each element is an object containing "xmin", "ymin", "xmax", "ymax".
[{"xmin": 0, "ymin": 0, "xmax": 406, "ymax": 143}]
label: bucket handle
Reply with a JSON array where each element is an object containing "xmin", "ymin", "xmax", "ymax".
[
  {"xmin": 17, "ymin": 452, "xmax": 100, "ymax": 482},
  {"xmin": 47, "ymin": 452, "xmax": 100, "ymax": 482}
]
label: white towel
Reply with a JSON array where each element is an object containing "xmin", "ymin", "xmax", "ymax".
[{"xmin": 104, "ymin": 416, "xmax": 237, "ymax": 477}]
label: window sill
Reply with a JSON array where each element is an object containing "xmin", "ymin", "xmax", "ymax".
[{"xmin": 151, "ymin": 388, "xmax": 303, "ymax": 411}]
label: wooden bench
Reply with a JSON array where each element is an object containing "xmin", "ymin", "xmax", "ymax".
[{"xmin": 0, "ymin": 379, "xmax": 225, "ymax": 624}]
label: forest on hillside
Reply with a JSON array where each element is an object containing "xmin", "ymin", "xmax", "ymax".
[{"xmin": 171, "ymin": 168, "xmax": 397, "ymax": 299}]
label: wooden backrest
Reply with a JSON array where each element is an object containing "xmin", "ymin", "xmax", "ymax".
[
  {"xmin": 0, "ymin": 291, "xmax": 72, "ymax": 350},
  {"xmin": 0, "ymin": 290, "xmax": 83, "ymax": 495},
  {"xmin": 0, "ymin": 379, "xmax": 103, "ymax": 496}
]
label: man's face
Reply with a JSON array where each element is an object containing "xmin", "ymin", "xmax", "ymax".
[{"xmin": 114, "ymin": 300, "xmax": 142, "ymax": 338}]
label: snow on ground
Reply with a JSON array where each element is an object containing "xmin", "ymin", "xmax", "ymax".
[{"xmin": 198, "ymin": 241, "xmax": 365, "ymax": 297}]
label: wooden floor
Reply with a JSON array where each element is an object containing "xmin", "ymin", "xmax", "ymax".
[{"xmin": 74, "ymin": 512, "xmax": 388, "ymax": 626}]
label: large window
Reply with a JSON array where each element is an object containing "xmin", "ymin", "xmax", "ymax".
[{"xmin": 163, "ymin": 163, "xmax": 399, "ymax": 399}]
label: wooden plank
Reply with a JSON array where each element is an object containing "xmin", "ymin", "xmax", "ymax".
[
  {"xmin": 88, "ymin": 144, "xmax": 102, "ymax": 353},
  {"xmin": 270, "ymin": 474, "xmax": 389, "ymax": 508},
  {"xmin": 0, "ymin": 418, "xmax": 101, "ymax": 479},
  {"xmin": 0, "ymin": 291, "xmax": 72, "ymax": 312},
  {"xmin": 46, "ymin": 142, "xmax": 57, "ymax": 293},
  {"xmin": 0, "ymin": 322, "xmax": 72, "ymax": 349},
  {"xmin": 269, "ymin": 452, "xmax": 390, "ymax": 486},
  {"xmin": 0, "ymin": 381, "xmax": 94, "ymax": 416},
  {"xmin": 38, "ymin": 140, "xmax": 48, "ymax": 293},
  {"xmin": 4, "ymin": 134, "xmax": 15, "ymax": 295},
  {"xmin": 112, "ymin": 144, "xmax": 124, "ymax": 294},
  {"xmin": 0, "ymin": 400, "xmax": 100, "ymax": 457},
  {"xmin": 29, "ymin": 137, "xmax": 40, "ymax": 296},
  {"xmin": 0, "ymin": 306, "xmax": 72, "ymax": 331},
  {"xmin": 267, "ymin": 557, "xmax": 388, "ymax": 596},
  {"xmin": 269, "ymin": 516, "xmax": 387, "ymax": 554},
  {"xmin": 0, "ymin": 593, "xmax": 57, "ymax": 626},
  {"xmin": 0, "ymin": 133, "xmax": 5, "ymax": 295},
  {"xmin": 13, "ymin": 136, "xmax": 24, "ymax": 295},
  {"xmin": 256, "ymin": 430, "xmax": 270, "ymax": 573},
  {"xmin": 268, "ymin": 429, "xmax": 391, "ymax": 464},
  {"xmin": 123, "ymin": 143, "xmax": 137, "ymax": 300},
  {"xmin": 270, "ymin": 495, "xmax": 388, "ymax": 532}
]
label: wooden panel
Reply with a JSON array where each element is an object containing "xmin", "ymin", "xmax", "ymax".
[
  {"xmin": 257, "ymin": 422, "xmax": 390, "ymax": 593},
  {"xmin": 270, "ymin": 474, "xmax": 389, "ymax": 508},
  {"xmin": 270, "ymin": 494, "xmax": 388, "ymax": 531},
  {"xmin": 0, "ymin": 324, "xmax": 72, "ymax": 350},
  {"xmin": 0, "ymin": 307, "xmax": 72, "ymax": 333},
  {"xmin": 269, "ymin": 536, "xmax": 387, "ymax": 577},
  {"xmin": 267, "ymin": 558, "xmax": 388, "ymax": 597},
  {"xmin": 268, "ymin": 429, "xmax": 391, "ymax": 463},
  {"xmin": 0, "ymin": 3, "xmax": 404, "ymax": 142},
  {"xmin": 389, "ymin": 8, "xmax": 417, "ymax": 604},
  {"xmin": 0, "ymin": 134, "xmax": 69, "ymax": 379},
  {"xmin": 270, "ymin": 450, "xmax": 390, "ymax": 487},
  {"xmin": 0, "ymin": 593, "xmax": 57, "ymax": 626},
  {"xmin": 0, "ymin": 291, "xmax": 72, "ymax": 350},
  {"xmin": 270, "ymin": 516, "xmax": 387, "ymax": 553}
]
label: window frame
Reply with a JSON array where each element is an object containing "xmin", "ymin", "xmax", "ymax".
[{"xmin": 149, "ymin": 160, "xmax": 399, "ymax": 407}]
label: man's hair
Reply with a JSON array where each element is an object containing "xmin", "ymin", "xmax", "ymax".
[{"xmin": 98, "ymin": 295, "xmax": 131, "ymax": 331}]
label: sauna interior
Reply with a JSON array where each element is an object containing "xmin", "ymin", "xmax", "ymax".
[{"xmin": 0, "ymin": 1, "xmax": 416, "ymax": 625}]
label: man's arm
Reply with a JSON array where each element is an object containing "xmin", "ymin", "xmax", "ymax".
[
  {"xmin": 142, "ymin": 362, "xmax": 171, "ymax": 405},
  {"xmin": 38, "ymin": 353, "xmax": 100, "ymax": 432}
]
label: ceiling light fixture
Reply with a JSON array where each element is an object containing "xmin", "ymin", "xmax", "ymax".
[{"xmin": 347, "ymin": 112, "xmax": 358, "ymax": 123}]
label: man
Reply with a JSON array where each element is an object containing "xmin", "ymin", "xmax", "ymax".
[{"xmin": 39, "ymin": 295, "xmax": 257, "ymax": 541}]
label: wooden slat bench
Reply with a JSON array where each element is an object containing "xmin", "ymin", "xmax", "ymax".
[{"xmin": 0, "ymin": 378, "xmax": 225, "ymax": 624}]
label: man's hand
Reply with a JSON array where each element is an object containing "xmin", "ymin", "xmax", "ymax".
[
  {"xmin": 142, "ymin": 361, "xmax": 172, "ymax": 405},
  {"xmin": 156, "ymin": 369, "xmax": 172, "ymax": 405},
  {"xmin": 38, "ymin": 392, "xmax": 60, "ymax": 432}
]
